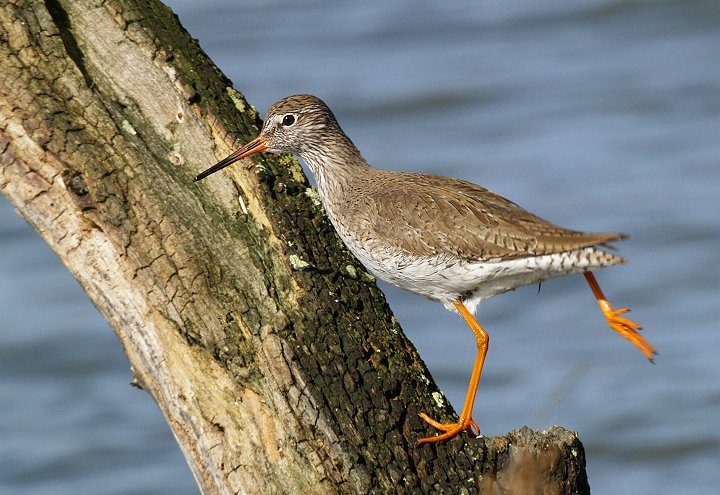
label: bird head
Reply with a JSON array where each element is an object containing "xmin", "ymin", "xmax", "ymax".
[{"xmin": 194, "ymin": 94, "xmax": 337, "ymax": 182}]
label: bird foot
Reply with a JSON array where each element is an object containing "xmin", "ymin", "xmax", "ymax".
[
  {"xmin": 597, "ymin": 299, "xmax": 657, "ymax": 361},
  {"xmin": 417, "ymin": 412, "xmax": 479, "ymax": 444}
]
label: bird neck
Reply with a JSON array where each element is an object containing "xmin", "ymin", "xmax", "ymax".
[{"xmin": 299, "ymin": 133, "xmax": 371, "ymax": 203}]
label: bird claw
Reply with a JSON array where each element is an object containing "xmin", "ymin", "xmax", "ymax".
[
  {"xmin": 417, "ymin": 412, "xmax": 479, "ymax": 444},
  {"xmin": 598, "ymin": 300, "xmax": 656, "ymax": 361}
]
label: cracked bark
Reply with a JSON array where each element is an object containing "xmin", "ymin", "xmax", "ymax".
[{"xmin": 0, "ymin": 1, "xmax": 591, "ymax": 494}]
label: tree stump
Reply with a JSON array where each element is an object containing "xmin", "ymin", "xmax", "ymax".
[{"xmin": 0, "ymin": 1, "xmax": 590, "ymax": 493}]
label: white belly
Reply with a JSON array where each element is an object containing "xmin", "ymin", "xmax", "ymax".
[{"xmin": 344, "ymin": 241, "xmax": 618, "ymax": 315}]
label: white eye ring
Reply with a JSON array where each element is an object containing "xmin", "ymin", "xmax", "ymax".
[{"xmin": 282, "ymin": 114, "xmax": 296, "ymax": 126}]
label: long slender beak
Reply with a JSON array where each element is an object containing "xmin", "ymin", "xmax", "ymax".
[{"xmin": 194, "ymin": 135, "xmax": 270, "ymax": 182}]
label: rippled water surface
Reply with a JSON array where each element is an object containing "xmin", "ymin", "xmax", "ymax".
[{"xmin": 2, "ymin": 1, "xmax": 719, "ymax": 493}]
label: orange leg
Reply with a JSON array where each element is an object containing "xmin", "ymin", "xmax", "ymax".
[
  {"xmin": 583, "ymin": 272, "xmax": 657, "ymax": 361},
  {"xmin": 418, "ymin": 300, "xmax": 488, "ymax": 444}
]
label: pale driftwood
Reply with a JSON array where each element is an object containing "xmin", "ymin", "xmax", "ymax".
[{"xmin": 0, "ymin": 1, "xmax": 590, "ymax": 493}]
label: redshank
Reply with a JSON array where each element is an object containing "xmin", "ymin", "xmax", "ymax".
[{"xmin": 195, "ymin": 94, "xmax": 656, "ymax": 444}]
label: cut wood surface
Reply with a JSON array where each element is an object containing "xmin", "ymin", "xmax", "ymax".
[{"xmin": 0, "ymin": 1, "xmax": 590, "ymax": 493}]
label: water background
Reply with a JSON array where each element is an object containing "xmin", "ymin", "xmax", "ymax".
[{"xmin": 1, "ymin": 1, "xmax": 719, "ymax": 493}]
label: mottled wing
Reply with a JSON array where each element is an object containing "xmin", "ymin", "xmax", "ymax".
[{"xmin": 359, "ymin": 172, "xmax": 625, "ymax": 261}]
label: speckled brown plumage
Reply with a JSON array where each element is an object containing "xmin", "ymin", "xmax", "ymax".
[
  {"xmin": 336, "ymin": 168, "xmax": 626, "ymax": 260},
  {"xmin": 266, "ymin": 96, "xmax": 623, "ymax": 255}
]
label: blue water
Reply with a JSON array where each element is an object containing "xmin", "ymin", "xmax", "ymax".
[{"xmin": 2, "ymin": 1, "xmax": 719, "ymax": 493}]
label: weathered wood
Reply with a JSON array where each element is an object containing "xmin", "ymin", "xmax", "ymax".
[{"xmin": 0, "ymin": 1, "xmax": 590, "ymax": 493}]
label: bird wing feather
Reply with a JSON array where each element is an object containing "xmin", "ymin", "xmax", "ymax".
[{"xmin": 357, "ymin": 172, "xmax": 625, "ymax": 261}]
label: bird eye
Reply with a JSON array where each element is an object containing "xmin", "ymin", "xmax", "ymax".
[{"xmin": 282, "ymin": 114, "xmax": 296, "ymax": 126}]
